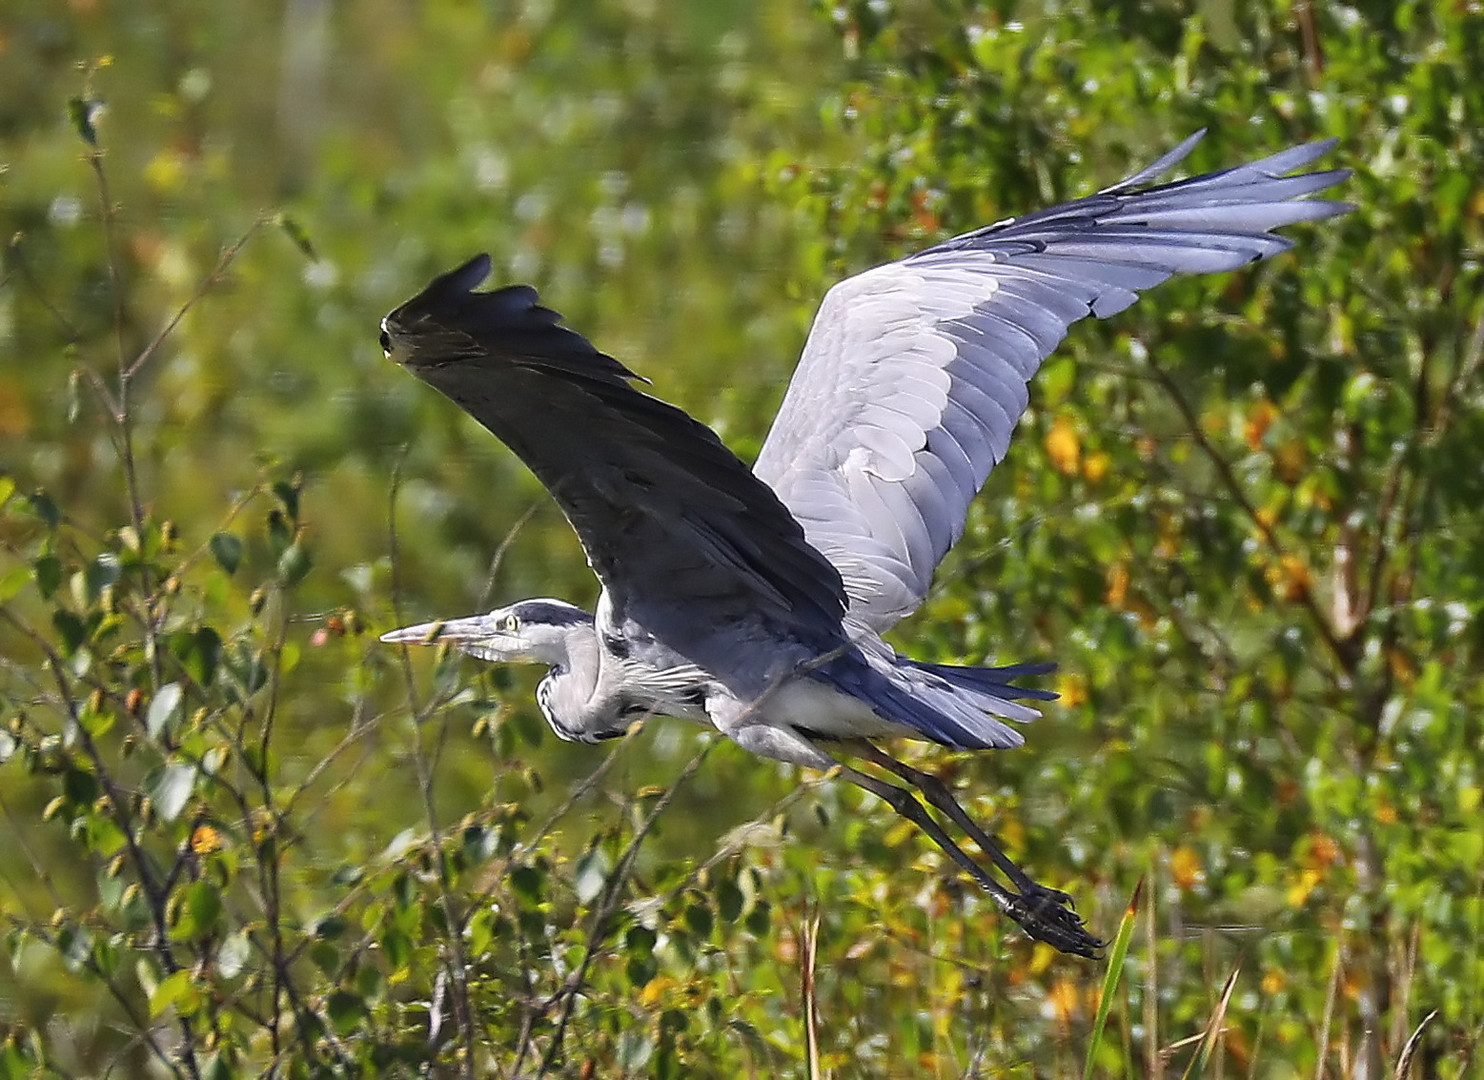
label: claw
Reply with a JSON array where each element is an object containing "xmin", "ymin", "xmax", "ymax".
[{"xmin": 1007, "ymin": 887, "xmax": 1104, "ymax": 959}]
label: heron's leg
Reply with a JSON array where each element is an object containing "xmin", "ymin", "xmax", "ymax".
[
  {"xmin": 833, "ymin": 762, "xmax": 1101, "ymax": 958},
  {"xmin": 712, "ymin": 713, "xmax": 1015, "ymax": 900},
  {"xmin": 712, "ymin": 707, "xmax": 1100, "ymax": 957},
  {"xmin": 831, "ymin": 762, "xmax": 1024, "ymax": 907},
  {"xmin": 847, "ymin": 740, "xmax": 1070, "ymax": 905}
]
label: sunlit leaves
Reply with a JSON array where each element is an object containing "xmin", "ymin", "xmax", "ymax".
[
  {"xmin": 145, "ymin": 762, "xmax": 196, "ymax": 822},
  {"xmin": 3, "ymin": 0, "xmax": 1481, "ymax": 1077},
  {"xmin": 145, "ymin": 683, "xmax": 183, "ymax": 739}
]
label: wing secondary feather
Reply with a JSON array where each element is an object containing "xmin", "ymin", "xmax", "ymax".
[{"xmin": 753, "ymin": 133, "xmax": 1351, "ymax": 631}]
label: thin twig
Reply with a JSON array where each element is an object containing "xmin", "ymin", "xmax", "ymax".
[
  {"xmin": 801, "ymin": 906, "xmax": 822, "ymax": 1080},
  {"xmin": 122, "ymin": 220, "xmax": 266, "ymax": 382},
  {"xmin": 387, "ymin": 450, "xmax": 478, "ymax": 1078},
  {"xmin": 535, "ymin": 741, "xmax": 715, "ymax": 1077}
]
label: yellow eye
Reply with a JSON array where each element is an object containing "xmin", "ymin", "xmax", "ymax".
[{"xmin": 501, "ymin": 615, "xmax": 519, "ymax": 633}]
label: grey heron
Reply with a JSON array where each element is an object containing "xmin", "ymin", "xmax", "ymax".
[{"xmin": 380, "ymin": 132, "xmax": 1350, "ymax": 958}]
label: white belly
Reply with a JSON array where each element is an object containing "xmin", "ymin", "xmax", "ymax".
[{"xmin": 757, "ymin": 678, "xmax": 913, "ymax": 740}]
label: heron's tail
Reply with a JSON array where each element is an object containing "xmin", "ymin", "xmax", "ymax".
[
  {"xmin": 909, "ymin": 659, "xmax": 1058, "ymax": 704},
  {"xmin": 812, "ymin": 652, "xmax": 1058, "ymax": 751},
  {"xmin": 883, "ymin": 657, "xmax": 1059, "ymax": 749}
]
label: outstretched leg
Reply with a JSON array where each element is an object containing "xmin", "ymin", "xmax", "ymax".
[
  {"xmin": 712, "ymin": 700, "xmax": 1101, "ymax": 958},
  {"xmin": 849, "ymin": 741, "xmax": 1066, "ymax": 900},
  {"xmin": 833, "ymin": 760, "xmax": 1101, "ymax": 958}
]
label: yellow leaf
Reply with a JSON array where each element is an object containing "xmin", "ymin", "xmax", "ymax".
[
  {"xmin": 1170, "ymin": 845, "xmax": 1203, "ymax": 890},
  {"xmin": 639, "ymin": 976, "xmax": 672, "ymax": 1008},
  {"xmin": 1043, "ymin": 416, "xmax": 1081, "ymax": 475},
  {"xmin": 1287, "ymin": 867, "xmax": 1322, "ymax": 907},
  {"xmin": 1043, "ymin": 977, "xmax": 1080, "ymax": 1026},
  {"xmin": 1057, "ymin": 672, "xmax": 1088, "ymax": 708},
  {"xmin": 144, "ymin": 150, "xmax": 186, "ymax": 194},
  {"xmin": 1245, "ymin": 398, "xmax": 1278, "ymax": 449},
  {"xmin": 1266, "ymin": 554, "xmax": 1313, "ymax": 603},
  {"xmin": 190, "ymin": 825, "xmax": 224, "ymax": 854},
  {"xmin": 1387, "ymin": 648, "xmax": 1417, "ymax": 686},
  {"xmin": 1273, "ymin": 439, "xmax": 1307, "ymax": 484},
  {"xmin": 1082, "ymin": 450, "xmax": 1110, "ymax": 484}
]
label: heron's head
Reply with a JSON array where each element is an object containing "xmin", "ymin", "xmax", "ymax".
[{"xmin": 380, "ymin": 598, "xmax": 592, "ymax": 665}]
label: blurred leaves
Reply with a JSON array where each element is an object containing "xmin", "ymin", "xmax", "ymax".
[{"xmin": 0, "ymin": 0, "xmax": 1480, "ymax": 1078}]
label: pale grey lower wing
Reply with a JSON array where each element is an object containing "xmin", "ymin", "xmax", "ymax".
[
  {"xmin": 752, "ymin": 134, "xmax": 1351, "ymax": 632},
  {"xmin": 384, "ymin": 256, "xmax": 847, "ymax": 652}
]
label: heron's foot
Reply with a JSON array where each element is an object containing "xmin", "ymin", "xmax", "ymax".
[
  {"xmin": 1003, "ymin": 883, "xmax": 1103, "ymax": 959},
  {"xmin": 1022, "ymin": 880, "xmax": 1076, "ymax": 911}
]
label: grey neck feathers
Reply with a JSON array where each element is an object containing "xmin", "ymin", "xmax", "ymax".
[{"xmin": 535, "ymin": 623, "xmax": 628, "ymax": 741}]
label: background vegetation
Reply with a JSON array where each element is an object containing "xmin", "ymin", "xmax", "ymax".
[{"xmin": 1, "ymin": 0, "xmax": 1479, "ymax": 1076}]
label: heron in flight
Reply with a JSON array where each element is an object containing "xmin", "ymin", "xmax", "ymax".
[{"xmin": 381, "ymin": 132, "xmax": 1349, "ymax": 958}]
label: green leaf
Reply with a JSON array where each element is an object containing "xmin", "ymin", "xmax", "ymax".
[
  {"xmin": 33, "ymin": 554, "xmax": 62, "ymax": 599},
  {"xmin": 63, "ymin": 767, "xmax": 98, "ymax": 804},
  {"xmin": 147, "ymin": 763, "xmax": 197, "ymax": 822},
  {"xmin": 683, "ymin": 900, "xmax": 712, "ymax": 937},
  {"xmin": 172, "ymin": 626, "xmax": 222, "ymax": 687},
  {"xmin": 26, "ymin": 491, "xmax": 60, "ymax": 530},
  {"xmin": 510, "ymin": 864, "xmax": 545, "ymax": 906},
  {"xmin": 0, "ymin": 566, "xmax": 30, "ymax": 602},
  {"xmin": 51, "ymin": 610, "xmax": 86, "ymax": 655},
  {"xmin": 716, "ymin": 879, "xmax": 744, "ymax": 922},
  {"xmin": 274, "ymin": 214, "xmax": 319, "ymax": 261},
  {"xmin": 55, "ymin": 922, "xmax": 92, "ymax": 973},
  {"xmin": 1084, "ymin": 878, "xmax": 1142, "ymax": 1080},
  {"xmin": 150, "ymin": 969, "xmax": 201, "ymax": 1018},
  {"xmin": 0, "ymin": 1040, "xmax": 33, "ymax": 1080},
  {"xmin": 66, "ymin": 97, "xmax": 103, "ymax": 146},
  {"xmin": 83, "ymin": 553, "xmax": 121, "ymax": 602},
  {"xmin": 215, "ymin": 925, "xmax": 249, "ymax": 979},
  {"xmin": 277, "ymin": 543, "xmax": 311, "ymax": 587},
  {"xmin": 173, "ymin": 880, "xmax": 222, "ymax": 940},
  {"xmin": 462, "ymin": 823, "xmax": 498, "ymax": 865},
  {"xmin": 573, "ymin": 848, "xmax": 608, "ymax": 904},
  {"xmin": 313, "ymin": 913, "xmax": 348, "ymax": 939},
  {"xmin": 147, "ymin": 683, "xmax": 184, "ymax": 739},
  {"xmin": 616, "ymin": 1030, "xmax": 654, "ymax": 1073},
  {"xmin": 380, "ymin": 926, "xmax": 411, "ymax": 971},
  {"xmin": 271, "ymin": 480, "xmax": 300, "ymax": 522},
  {"xmin": 325, "ymin": 989, "xmax": 366, "ymax": 1036},
  {"xmin": 209, "ymin": 532, "xmax": 244, "ymax": 575}
]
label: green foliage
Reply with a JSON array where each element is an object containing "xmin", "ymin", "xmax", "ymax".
[{"xmin": 1, "ymin": 0, "xmax": 1481, "ymax": 1077}]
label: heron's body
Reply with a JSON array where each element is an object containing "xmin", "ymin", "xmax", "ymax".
[{"xmin": 381, "ymin": 133, "xmax": 1351, "ymax": 956}]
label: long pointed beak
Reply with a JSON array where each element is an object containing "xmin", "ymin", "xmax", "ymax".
[{"xmin": 380, "ymin": 614, "xmax": 494, "ymax": 646}]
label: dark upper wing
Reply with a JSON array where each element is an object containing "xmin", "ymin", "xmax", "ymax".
[
  {"xmin": 753, "ymin": 133, "xmax": 1352, "ymax": 632},
  {"xmin": 382, "ymin": 255, "xmax": 847, "ymax": 648}
]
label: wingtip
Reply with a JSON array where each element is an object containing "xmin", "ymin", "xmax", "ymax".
[
  {"xmin": 1099, "ymin": 129, "xmax": 1208, "ymax": 193},
  {"xmin": 444, "ymin": 252, "xmax": 493, "ymax": 294}
]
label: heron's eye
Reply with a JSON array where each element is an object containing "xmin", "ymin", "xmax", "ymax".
[
  {"xmin": 379, "ymin": 328, "xmax": 392, "ymax": 354},
  {"xmin": 500, "ymin": 615, "xmax": 519, "ymax": 633}
]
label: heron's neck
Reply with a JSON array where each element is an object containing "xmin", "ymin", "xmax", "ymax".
[{"xmin": 536, "ymin": 623, "xmax": 627, "ymax": 739}]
